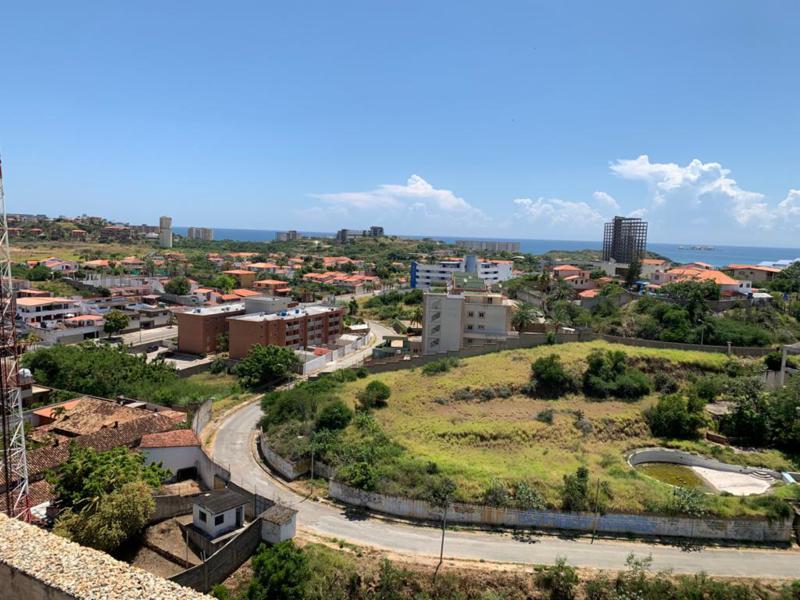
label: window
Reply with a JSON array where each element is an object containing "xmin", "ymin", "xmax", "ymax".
[
  {"xmin": 466, "ymin": 324, "xmax": 473, "ymax": 330},
  {"xmin": 478, "ymin": 312, "xmax": 485, "ymax": 318},
  {"xmin": 478, "ymin": 324, "xmax": 485, "ymax": 330},
  {"xmin": 468, "ymin": 311, "xmax": 474, "ymax": 317},
  {"xmin": 198, "ymin": 510, "xmax": 207, "ymax": 522},
  {"xmin": 214, "ymin": 514, "xmax": 225, "ymax": 526}
]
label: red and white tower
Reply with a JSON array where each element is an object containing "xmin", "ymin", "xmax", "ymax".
[{"xmin": 0, "ymin": 156, "xmax": 30, "ymax": 520}]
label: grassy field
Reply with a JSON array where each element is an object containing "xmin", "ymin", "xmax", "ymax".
[
  {"xmin": 11, "ymin": 240, "xmax": 156, "ymax": 262},
  {"xmin": 338, "ymin": 341, "xmax": 794, "ymax": 516}
]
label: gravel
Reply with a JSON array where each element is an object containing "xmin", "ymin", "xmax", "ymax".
[{"xmin": 0, "ymin": 514, "xmax": 212, "ymax": 600}]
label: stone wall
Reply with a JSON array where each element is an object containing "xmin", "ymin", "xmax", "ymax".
[
  {"xmin": 329, "ymin": 480, "xmax": 792, "ymax": 543},
  {"xmin": 170, "ymin": 517, "xmax": 264, "ymax": 593}
]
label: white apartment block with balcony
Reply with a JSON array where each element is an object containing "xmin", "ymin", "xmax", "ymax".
[
  {"xmin": 422, "ymin": 290, "xmax": 516, "ymax": 355},
  {"xmin": 411, "ymin": 255, "xmax": 513, "ymax": 290}
]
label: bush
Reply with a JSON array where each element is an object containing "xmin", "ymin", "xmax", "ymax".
[
  {"xmin": 534, "ymin": 557, "xmax": 578, "ymax": 600},
  {"xmin": 536, "ymin": 408, "xmax": 555, "ymax": 424},
  {"xmin": 482, "ymin": 480, "xmax": 509, "ymax": 507},
  {"xmin": 531, "ymin": 354, "xmax": 577, "ymax": 399},
  {"xmin": 421, "ymin": 357, "xmax": 461, "ymax": 375},
  {"xmin": 582, "ymin": 349, "xmax": 650, "ymax": 400},
  {"xmin": 244, "ymin": 541, "xmax": 309, "ymax": 600},
  {"xmin": 561, "ymin": 466, "xmax": 590, "ymax": 512},
  {"xmin": 644, "ymin": 393, "xmax": 706, "ymax": 439},
  {"xmin": 315, "ymin": 401, "xmax": 353, "ymax": 431},
  {"xmin": 236, "ymin": 344, "xmax": 300, "ymax": 388},
  {"xmin": 653, "ymin": 372, "xmax": 679, "ymax": 394},
  {"xmin": 513, "ymin": 480, "xmax": 545, "ymax": 510},
  {"xmin": 357, "ymin": 380, "xmax": 391, "ymax": 410},
  {"xmin": 692, "ymin": 374, "xmax": 726, "ymax": 401},
  {"xmin": 209, "ymin": 356, "xmax": 228, "ymax": 374}
]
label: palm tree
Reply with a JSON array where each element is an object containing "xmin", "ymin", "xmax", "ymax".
[
  {"xmin": 511, "ymin": 302, "xmax": 536, "ymax": 332},
  {"xmin": 410, "ymin": 306, "xmax": 424, "ymax": 329}
]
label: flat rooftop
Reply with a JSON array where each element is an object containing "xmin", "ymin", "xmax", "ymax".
[
  {"xmin": 230, "ymin": 305, "xmax": 341, "ymax": 322},
  {"xmin": 182, "ymin": 303, "xmax": 245, "ymax": 316}
]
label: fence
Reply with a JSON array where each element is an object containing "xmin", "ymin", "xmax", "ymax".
[
  {"xmin": 300, "ymin": 335, "xmax": 369, "ymax": 375},
  {"xmin": 594, "ymin": 333, "xmax": 772, "ymax": 357},
  {"xmin": 329, "ymin": 480, "xmax": 793, "ymax": 543}
]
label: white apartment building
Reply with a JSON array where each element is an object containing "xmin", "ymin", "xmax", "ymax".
[
  {"xmin": 411, "ymin": 255, "xmax": 513, "ymax": 290},
  {"xmin": 422, "ymin": 289, "xmax": 516, "ymax": 355}
]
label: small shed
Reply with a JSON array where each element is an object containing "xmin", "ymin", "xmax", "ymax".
[
  {"xmin": 192, "ymin": 489, "xmax": 248, "ymax": 539},
  {"xmin": 261, "ymin": 504, "xmax": 298, "ymax": 544}
]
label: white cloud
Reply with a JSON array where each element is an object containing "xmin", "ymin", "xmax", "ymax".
[
  {"xmin": 609, "ymin": 155, "xmax": 774, "ymax": 228},
  {"xmin": 514, "ymin": 197, "xmax": 607, "ymax": 234},
  {"xmin": 304, "ymin": 175, "xmax": 489, "ymax": 234},
  {"xmin": 592, "ymin": 191, "xmax": 620, "ymax": 210},
  {"xmin": 776, "ymin": 189, "xmax": 800, "ymax": 226}
]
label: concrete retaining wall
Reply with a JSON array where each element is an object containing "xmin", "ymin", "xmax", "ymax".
[
  {"xmin": 191, "ymin": 399, "xmax": 213, "ymax": 436},
  {"xmin": 0, "ymin": 563, "xmax": 75, "ymax": 600},
  {"xmin": 329, "ymin": 480, "xmax": 792, "ymax": 543},
  {"xmin": 259, "ymin": 435, "xmax": 309, "ymax": 480},
  {"xmin": 170, "ymin": 518, "xmax": 263, "ymax": 593},
  {"xmin": 150, "ymin": 494, "xmax": 197, "ymax": 523},
  {"xmin": 627, "ymin": 447, "xmax": 782, "ymax": 479}
]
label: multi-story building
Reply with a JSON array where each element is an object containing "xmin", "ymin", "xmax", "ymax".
[
  {"xmin": 228, "ymin": 305, "xmax": 344, "ymax": 359},
  {"xmin": 421, "ymin": 277, "xmax": 516, "ymax": 355},
  {"xmin": 602, "ymin": 216, "xmax": 647, "ymax": 264},
  {"xmin": 410, "ymin": 255, "xmax": 513, "ymax": 290},
  {"xmin": 176, "ymin": 303, "xmax": 246, "ymax": 354},
  {"xmin": 455, "ymin": 240, "xmax": 520, "ymax": 253},
  {"xmin": 276, "ymin": 230, "xmax": 300, "ymax": 242},
  {"xmin": 187, "ymin": 227, "xmax": 214, "ymax": 241},
  {"xmin": 159, "ymin": 216, "xmax": 173, "ymax": 249},
  {"xmin": 16, "ymin": 297, "xmax": 82, "ymax": 326},
  {"xmin": 223, "ymin": 269, "xmax": 257, "ymax": 289},
  {"xmin": 335, "ymin": 226, "xmax": 384, "ymax": 243}
]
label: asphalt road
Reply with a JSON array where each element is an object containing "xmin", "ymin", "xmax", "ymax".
[
  {"xmin": 210, "ymin": 323, "xmax": 800, "ymax": 578},
  {"xmin": 121, "ymin": 325, "xmax": 177, "ymax": 347}
]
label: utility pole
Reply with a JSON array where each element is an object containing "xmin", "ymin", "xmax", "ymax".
[{"xmin": 0, "ymin": 156, "xmax": 30, "ymax": 521}]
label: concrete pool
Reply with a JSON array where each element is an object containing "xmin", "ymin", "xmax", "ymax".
[{"xmin": 628, "ymin": 447, "xmax": 780, "ymax": 496}]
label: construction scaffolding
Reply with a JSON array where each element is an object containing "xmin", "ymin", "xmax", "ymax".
[
  {"xmin": 602, "ymin": 216, "xmax": 648, "ymax": 264},
  {"xmin": 0, "ymin": 156, "xmax": 30, "ymax": 520}
]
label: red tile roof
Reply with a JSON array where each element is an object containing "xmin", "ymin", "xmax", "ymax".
[{"xmin": 139, "ymin": 429, "xmax": 200, "ymax": 449}]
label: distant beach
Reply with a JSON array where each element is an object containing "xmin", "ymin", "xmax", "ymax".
[{"xmin": 173, "ymin": 227, "xmax": 800, "ymax": 268}]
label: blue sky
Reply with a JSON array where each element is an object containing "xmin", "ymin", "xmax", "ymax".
[{"xmin": 1, "ymin": 1, "xmax": 798, "ymax": 245}]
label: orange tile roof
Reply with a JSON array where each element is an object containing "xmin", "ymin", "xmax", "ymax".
[
  {"xmin": 254, "ymin": 279, "xmax": 287, "ymax": 286},
  {"xmin": 139, "ymin": 429, "xmax": 200, "ymax": 448},
  {"xmin": 553, "ymin": 264, "xmax": 579, "ymax": 271},
  {"xmin": 725, "ymin": 264, "xmax": 780, "ymax": 273},
  {"xmin": 579, "ymin": 289, "xmax": 600, "ymax": 298},
  {"xmin": 233, "ymin": 288, "xmax": 260, "ymax": 297},
  {"xmin": 666, "ymin": 267, "xmax": 738, "ymax": 286},
  {"xmin": 16, "ymin": 296, "xmax": 75, "ymax": 307},
  {"xmin": 223, "ymin": 269, "xmax": 253, "ymax": 275},
  {"xmin": 641, "ymin": 258, "xmax": 668, "ymax": 265},
  {"xmin": 64, "ymin": 314, "xmax": 103, "ymax": 322},
  {"xmin": 32, "ymin": 399, "xmax": 82, "ymax": 419}
]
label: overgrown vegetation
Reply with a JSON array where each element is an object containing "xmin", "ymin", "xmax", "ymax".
[{"xmin": 235, "ymin": 344, "xmax": 300, "ymax": 388}]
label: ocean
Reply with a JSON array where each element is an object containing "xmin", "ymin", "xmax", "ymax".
[{"xmin": 173, "ymin": 227, "xmax": 800, "ymax": 268}]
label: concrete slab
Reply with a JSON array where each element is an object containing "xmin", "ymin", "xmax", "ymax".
[{"xmin": 692, "ymin": 466, "xmax": 773, "ymax": 496}]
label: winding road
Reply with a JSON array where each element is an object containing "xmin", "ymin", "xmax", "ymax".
[{"xmin": 211, "ymin": 324, "xmax": 800, "ymax": 578}]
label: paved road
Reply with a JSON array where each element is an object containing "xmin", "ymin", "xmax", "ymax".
[
  {"xmin": 211, "ymin": 328, "xmax": 800, "ymax": 578},
  {"xmin": 121, "ymin": 325, "xmax": 177, "ymax": 347}
]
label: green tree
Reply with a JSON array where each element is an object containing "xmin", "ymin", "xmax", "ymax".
[
  {"xmin": 427, "ymin": 477, "xmax": 457, "ymax": 583},
  {"xmin": 236, "ymin": 344, "xmax": 300, "ymax": 388},
  {"xmin": 348, "ymin": 298, "xmax": 359, "ymax": 316},
  {"xmin": 243, "ymin": 541, "xmax": 309, "ymax": 600},
  {"xmin": 530, "ymin": 354, "xmax": 576, "ymax": 399},
  {"xmin": 315, "ymin": 400, "xmax": 353, "ymax": 431},
  {"xmin": 164, "ymin": 275, "xmax": 191, "ymax": 295},
  {"xmin": 103, "ymin": 309, "xmax": 129, "ymax": 337},
  {"xmin": 644, "ymin": 393, "xmax": 706, "ymax": 439},
  {"xmin": 561, "ymin": 466, "xmax": 590, "ymax": 512},
  {"xmin": 511, "ymin": 302, "xmax": 537, "ymax": 332},
  {"xmin": 54, "ymin": 481, "xmax": 155, "ymax": 552},
  {"xmin": 624, "ymin": 259, "xmax": 642, "ymax": 287},
  {"xmin": 50, "ymin": 444, "xmax": 168, "ymax": 511},
  {"xmin": 211, "ymin": 274, "xmax": 237, "ymax": 292},
  {"xmin": 357, "ymin": 379, "xmax": 391, "ymax": 409}
]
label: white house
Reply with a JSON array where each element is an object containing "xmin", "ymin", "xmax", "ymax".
[
  {"xmin": 192, "ymin": 489, "xmax": 248, "ymax": 540},
  {"xmin": 410, "ymin": 255, "xmax": 513, "ymax": 290},
  {"xmin": 138, "ymin": 429, "xmax": 204, "ymax": 481}
]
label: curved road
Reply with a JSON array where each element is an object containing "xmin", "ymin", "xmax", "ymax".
[
  {"xmin": 213, "ymin": 402, "xmax": 800, "ymax": 578},
  {"xmin": 212, "ymin": 321, "xmax": 800, "ymax": 577}
]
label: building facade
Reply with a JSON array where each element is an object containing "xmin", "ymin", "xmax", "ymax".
[
  {"xmin": 455, "ymin": 240, "xmax": 520, "ymax": 253},
  {"xmin": 176, "ymin": 303, "xmax": 246, "ymax": 354},
  {"xmin": 228, "ymin": 305, "xmax": 344, "ymax": 359},
  {"xmin": 410, "ymin": 255, "xmax": 513, "ymax": 290},
  {"xmin": 335, "ymin": 226, "xmax": 384, "ymax": 243},
  {"xmin": 422, "ymin": 288, "xmax": 516, "ymax": 355},
  {"xmin": 602, "ymin": 216, "xmax": 647, "ymax": 264},
  {"xmin": 187, "ymin": 226, "xmax": 214, "ymax": 241},
  {"xmin": 158, "ymin": 216, "xmax": 173, "ymax": 249},
  {"xmin": 276, "ymin": 230, "xmax": 300, "ymax": 241}
]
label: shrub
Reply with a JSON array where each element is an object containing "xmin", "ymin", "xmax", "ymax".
[
  {"xmin": 209, "ymin": 356, "xmax": 228, "ymax": 374},
  {"xmin": 236, "ymin": 344, "xmax": 300, "ymax": 388},
  {"xmin": 355, "ymin": 367, "xmax": 369, "ymax": 378},
  {"xmin": 531, "ymin": 354, "xmax": 577, "ymax": 399},
  {"xmin": 315, "ymin": 401, "xmax": 353, "ymax": 431},
  {"xmin": 357, "ymin": 380, "xmax": 391, "ymax": 409},
  {"xmin": 692, "ymin": 375, "xmax": 726, "ymax": 401},
  {"xmin": 653, "ymin": 372, "xmax": 679, "ymax": 394},
  {"xmin": 582, "ymin": 349, "xmax": 650, "ymax": 400},
  {"xmin": 482, "ymin": 480, "xmax": 509, "ymax": 507},
  {"xmin": 536, "ymin": 408, "xmax": 555, "ymax": 424},
  {"xmin": 561, "ymin": 466, "xmax": 590, "ymax": 512},
  {"xmin": 244, "ymin": 541, "xmax": 309, "ymax": 600},
  {"xmin": 422, "ymin": 357, "xmax": 461, "ymax": 375},
  {"xmin": 513, "ymin": 480, "xmax": 545, "ymax": 510},
  {"xmin": 534, "ymin": 557, "xmax": 578, "ymax": 600},
  {"xmin": 644, "ymin": 393, "xmax": 706, "ymax": 439}
]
